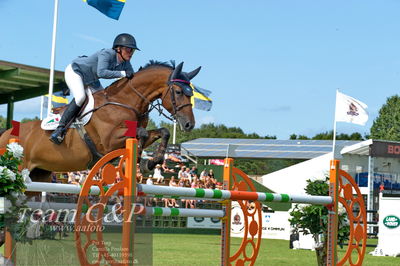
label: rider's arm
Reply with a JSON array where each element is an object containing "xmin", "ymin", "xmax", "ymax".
[{"xmin": 97, "ymin": 49, "xmax": 126, "ymax": 79}]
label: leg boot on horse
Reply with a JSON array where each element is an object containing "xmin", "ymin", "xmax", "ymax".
[{"xmin": 50, "ymin": 99, "xmax": 80, "ymax": 145}]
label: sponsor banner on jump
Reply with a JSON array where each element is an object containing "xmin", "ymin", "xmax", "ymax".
[
  {"xmin": 230, "ymin": 202, "xmax": 291, "ymax": 240},
  {"xmin": 187, "ymin": 217, "xmax": 221, "ymax": 229},
  {"xmin": 372, "ymin": 194, "xmax": 400, "ymax": 256},
  {"xmin": 210, "ymin": 159, "xmax": 224, "ymax": 166}
]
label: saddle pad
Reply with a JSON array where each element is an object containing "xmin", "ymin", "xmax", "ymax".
[{"xmin": 41, "ymin": 89, "xmax": 94, "ymax": 130}]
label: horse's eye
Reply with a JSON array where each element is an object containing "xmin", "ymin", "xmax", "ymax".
[{"xmin": 175, "ymin": 89, "xmax": 183, "ymax": 95}]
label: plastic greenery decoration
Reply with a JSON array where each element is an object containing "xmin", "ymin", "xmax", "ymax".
[
  {"xmin": 289, "ymin": 177, "xmax": 350, "ymax": 266},
  {"xmin": 0, "ymin": 142, "xmax": 31, "ymax": 243}
]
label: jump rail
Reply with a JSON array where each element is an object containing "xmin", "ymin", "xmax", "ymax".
[{"xmin": 4, "ymin": 138, "xmax": 367, "ymax": 266}]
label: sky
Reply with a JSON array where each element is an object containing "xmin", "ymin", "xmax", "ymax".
[{"xmin": 1, "ymin": 0, "xmax": 400, "ymax": 139}]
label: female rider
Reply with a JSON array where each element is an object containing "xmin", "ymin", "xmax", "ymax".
[{"xmin": 50, "ymin": 33, "xmax": 139, "ymax": 144}]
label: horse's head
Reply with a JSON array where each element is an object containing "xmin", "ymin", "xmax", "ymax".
[{"xmin": 162, "ymin": 62, "xmax": 201, "ymax": 131}]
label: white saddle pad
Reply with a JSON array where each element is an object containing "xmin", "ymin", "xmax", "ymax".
[{"xmin": 41, "ymin": 89, "xmax": 94, "ymax": 130}]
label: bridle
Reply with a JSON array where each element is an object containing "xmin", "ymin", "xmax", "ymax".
[
  {"xmin": 164, "ymin": 78, "xmax": 193, "ymax": 118},
  {"xmin": 79, "ymin": 77, "xmax": 193, "ymax": 123}
]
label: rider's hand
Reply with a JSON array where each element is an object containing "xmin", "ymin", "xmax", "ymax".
[{"xmin": 125, "ymin": 70, "xmax": 134, "ymax": 79}]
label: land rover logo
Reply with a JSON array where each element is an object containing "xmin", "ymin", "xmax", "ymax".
[{"xmin": 383, "ymin": 215, "xmax": 400, "ymax": 229}]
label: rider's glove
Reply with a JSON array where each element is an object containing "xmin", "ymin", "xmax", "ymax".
[{"xmin": 125, "ymin": 70, "xmax": 134, "ymax": 79}]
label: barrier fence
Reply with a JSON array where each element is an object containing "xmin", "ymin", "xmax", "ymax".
[{"xmin": 3, "ymin": 138, "xmax": 367, "ymax": 266}]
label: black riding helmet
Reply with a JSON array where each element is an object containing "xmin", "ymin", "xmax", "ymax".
[{"xmin": 113, "ymin": 33, "xmax": 140, "ymax": 50}]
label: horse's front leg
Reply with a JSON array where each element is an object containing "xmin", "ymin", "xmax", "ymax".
[{"xmin": 138, "ymin": 127, "xmax": 170, "ymax": 172}]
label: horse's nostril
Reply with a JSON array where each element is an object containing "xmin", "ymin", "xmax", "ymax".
[{"xmin": 185, "ymin": 122, "xmax": 193, "ymax": 130}]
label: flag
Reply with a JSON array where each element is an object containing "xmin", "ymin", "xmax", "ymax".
[
  {"xmin": 335, "ymin": 90, "xmax": 368, "ymax": 126},
  {"xmin": 190, "ymin": 84, "xmax": 213, "ymax": 111},
  {"xmin": 43, "ymin": 91, "xmax": 69, "ymax": 109},
  {"xmin": 85, "ymin": 0, "xmax": 126, "ymax": 20}
]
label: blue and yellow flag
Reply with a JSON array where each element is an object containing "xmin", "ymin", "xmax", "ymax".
[
  {"xmin": 190, "ymin": 84, "xmax": 213, "ymax": 111},
  {"xmin": 44, "ymin": 91, "xmax": 69, "ymax": 109},
  {"xmin": 85, "ymin": 0, "xmax": 126, "ymax": 20}
]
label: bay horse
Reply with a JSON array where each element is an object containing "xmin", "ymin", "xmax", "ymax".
[{"xmin": 0, "ymin": 61, "xmax": 200, "ymax": 183}]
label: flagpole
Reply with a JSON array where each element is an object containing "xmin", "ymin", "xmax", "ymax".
[
  {"xmin": 47, "ymin": 0, "xmax": 59, "ymax": 117},
  {"xmin": 40, "ymin": 96, "xmax": 44, "ymax": 120},
  {"xmin": 332, "ymin": 89, "xmax": 339, "ymax": 159}
]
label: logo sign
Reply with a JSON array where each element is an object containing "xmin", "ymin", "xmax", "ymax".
[
  {"xmin": 231, "ymin": 203, "xmax": 245, "ymax": 235},
  {"xmin": 383, "ymin": 215, "xmax": 400, "ymax": 229}
]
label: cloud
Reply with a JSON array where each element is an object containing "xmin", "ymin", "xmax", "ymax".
[
  {"xmin": 75, "ymin": 33, "xmax": 108, "ymax": 46},
  {"xmin": 261, "ymin": 105, "xmax": 292, "ymax": 112}
]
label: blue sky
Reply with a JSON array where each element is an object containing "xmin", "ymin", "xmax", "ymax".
[{"xmin": 1, "ymin": 0, "xmax": 400, "ymax": 139}]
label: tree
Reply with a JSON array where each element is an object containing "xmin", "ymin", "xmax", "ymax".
[
  {"xmin": 289, "ymin": 177, "xmax": 349, "ymax": 266},
  {"xmin": 0, "ymin": 116, "xmax": 6, "ymax": 128},
  {"xmin": 370, "ymin": 95, "xmax": 400, "ymax": 141},
  {"xmin": 311, "ymin": 131, "xmax": 364, "ymax": 141},
  {"xmin": 21, "ymin": 116, "xmax": 40, "ymax": 123}
]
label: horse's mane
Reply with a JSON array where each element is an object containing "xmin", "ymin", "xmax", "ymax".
[
  {"xmin": 107, "ymin": 60, "xmax": 175, "ymax": 89},
  {"xmin": 137, "ymin": 60, "xmax": 175, "ymax": 72}
]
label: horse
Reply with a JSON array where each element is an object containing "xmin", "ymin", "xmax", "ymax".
[{"xmin": 0, "ymin": 61, "xmax": 200, "ymax": 183}]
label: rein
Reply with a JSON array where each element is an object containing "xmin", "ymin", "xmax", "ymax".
[{"xmin": 78, "ymin": 77, "xmax": 190, "ymax": 122}]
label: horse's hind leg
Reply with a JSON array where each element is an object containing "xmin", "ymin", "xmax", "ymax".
[{"xmin": 138, "ymin": 127, "xmax": 170, "ymax": 172}]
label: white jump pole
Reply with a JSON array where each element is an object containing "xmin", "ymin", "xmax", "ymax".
[
  {"xmin": 26, "ymin": 182, "xmax": 101, "ymax": 195},
  {"xmin": 138, "ymin": 184, "xmax": 333, "ymax": 205}
]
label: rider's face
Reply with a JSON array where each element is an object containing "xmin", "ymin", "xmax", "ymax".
[{"xmin": 118, "ymin": 47, "xmax": 135, "ymax": 61}]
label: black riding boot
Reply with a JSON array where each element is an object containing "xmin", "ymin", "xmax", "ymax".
[{"xmin": 49, "ymin": 99, "xmax": 80, "ymax": 145}]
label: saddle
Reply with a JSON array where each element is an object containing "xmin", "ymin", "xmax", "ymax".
[{"xmin": 41, "ymin": 89, "xmax": 103, "ymax": 168}]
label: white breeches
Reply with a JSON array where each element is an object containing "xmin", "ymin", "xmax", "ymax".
[{"xmin": 65, "ymin": 64, "xmax": 86, "ymax": 107}]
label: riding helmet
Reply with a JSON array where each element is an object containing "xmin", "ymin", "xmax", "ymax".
[{"xmin": 113, "ymin": 33, "xmax": 140, "ymax": 50}]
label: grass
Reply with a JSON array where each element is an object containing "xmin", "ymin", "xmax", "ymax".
[{"xmin": 1, "ymin": 233, "xmax": 399, "ymax": 265}]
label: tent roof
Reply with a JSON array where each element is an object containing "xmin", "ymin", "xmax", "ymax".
[
  {"xmin": 181, "ymin": 138, "xmax": 360, "ymax": 159},
  {"xmin": 0, "ymin": 60, "xmax": 66, "ymax": 104}
]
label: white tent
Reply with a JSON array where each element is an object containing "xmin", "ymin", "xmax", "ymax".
[{"xmin": 262, "ymin": 153, "xmax": 332, "ymax": 195}]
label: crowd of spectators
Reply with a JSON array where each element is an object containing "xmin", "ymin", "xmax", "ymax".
[{"xmin": 138, "ymin": 160, "xmax": 222, "ymax": 209}]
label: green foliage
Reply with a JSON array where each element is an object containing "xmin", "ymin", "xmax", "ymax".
[
  {"xmin": 158, "ymin": 121, "xmax": 276, "ymax": 144},
  {"xmin": 21, "ymin": 116, "xmax": 40, "ymax": 123},
  {"xmin": 290, "ymin": 131, "xmax": 364, "ymax": 140},
  {"xmin": 234, "ymin": 158, "xmax": 302, "ymax": 175},
  {"xmin": 370, "ymin": 95, "xmax": 400, "ymax": 141},
  {"xmin": 0, "ymin": 142, "xmax": 30, "ymax": 243},
  {"xmin": 289, "ymin": 177, "xmax": 350, "ymax": 265},
  {"xmin": 0, "ymin": 115, "xmax": 6, "ymax": 128},
  {"xmin": 311, "ymin": 131, "xmax": 364, "ymax": 140},
  {"xmin": 0, "ymin": 143, "xmax": 26, "ymax": 196}
]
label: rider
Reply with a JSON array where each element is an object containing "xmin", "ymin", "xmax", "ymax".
[{"xmin": 50, "ymin": 33, "xmax": 139, "ymax": 144}]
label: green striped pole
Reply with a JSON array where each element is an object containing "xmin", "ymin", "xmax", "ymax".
[{"xmin": 138, "ymin": 184, "xmax": 332, "ymax": 205}]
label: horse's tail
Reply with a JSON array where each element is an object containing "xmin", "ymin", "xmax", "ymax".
[{"xmin": 0, "ymin": 128, "xmax": 5, "ymax": 137}]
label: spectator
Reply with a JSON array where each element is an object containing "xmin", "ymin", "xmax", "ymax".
[
  {"xmin": 185, "ymin": 167, "xmax": 192, "ymax": 183},
  {"xmin": 78, "ymin": 171, "xmax": 87, "ymax": 185},
  {"xmin": 199, "ymin": 169, "xmax": 207, "ymax": 181},
  {"xmin": 208, "ymin": 169, "xmax": 215, "ymax": 180},
  {"xmin": 178, "ymin": 166, "xmax": 186, "ymax": 180},
  {"xmin": 68, "ymin": 172, "xmax": 80, "ymax": 185},
  {"xmin": 146, "ymin": 175, "xmax": 153, "ymax": 185},
  {"xmin": 153, "ymin": 164, "xmax": 164, "ymax": 184},
  {"xmin": 162, "ymin": 160, "xmax": 175, "ymax": 173},
  {"xmin": 166, "ymin": 176, "xmax": 179, "ymax": 207},
  {"xmin": 51, "ymin": 172, "xmax": 58, "ymax": 183},
  {"xmin": 189, "ymin": 166, "xmax": 198, "ymax": 177},
  {"xmin": 136, "ymin": 163, "xmax": 143, "ymax": 183}
]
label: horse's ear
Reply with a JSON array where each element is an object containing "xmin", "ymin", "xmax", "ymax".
[
  {"xmin": 171, "ymin": 62, "xmax": 184, "ymax": 80},
  {"xmin": 187, "ymin": 66, "xmax": 201, "ymax": 80}
]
